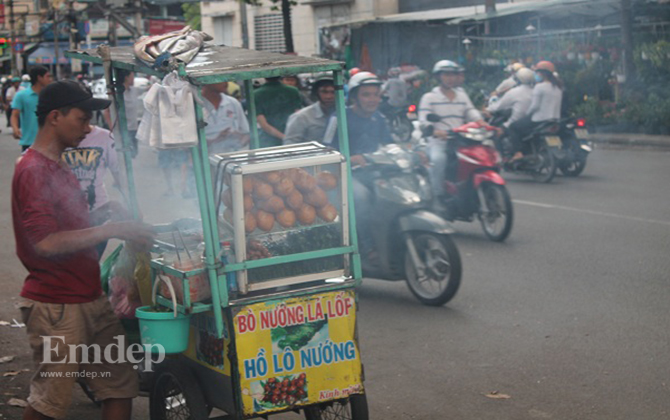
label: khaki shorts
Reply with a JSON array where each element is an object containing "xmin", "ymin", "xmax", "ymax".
[{"xmin": 19, "ymin": 296, "xmax": 139, "ymax": 419}]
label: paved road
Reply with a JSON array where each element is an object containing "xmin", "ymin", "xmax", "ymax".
[{"xmin": 0, "ymin": 134, "xmax": 669, "ymax": 419}]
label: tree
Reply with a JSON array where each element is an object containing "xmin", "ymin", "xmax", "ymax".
[
  {"xmin": 182, "ymin": 2, "xmax": 201, "ymax": 31},
  {"xmin": 244, "ymin": 0, "xmax": 296, "ymax": 53}
]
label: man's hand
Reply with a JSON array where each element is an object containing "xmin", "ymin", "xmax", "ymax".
[
  {"xmin": 350, "ymin": 155, "xmax": 367, "ymax": 168},
  {"xmin": 109, "ymin": 221, "xmax": 156, "ymax": 250},
  {"xmin": 12, "ymin": 129, "xmax": 21, "ymax": 140},
  {"xmin": 433, "ymin": 129, "xmax": 449, "ymax": 140}
]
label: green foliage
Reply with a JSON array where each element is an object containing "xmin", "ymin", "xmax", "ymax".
[{"xmin": 182, "ymin": 3, "xmax": 201, "ymax": 31}]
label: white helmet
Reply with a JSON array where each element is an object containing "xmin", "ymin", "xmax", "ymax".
[
  {"xmin": 515, "ymin": 68, "xmax": 535, "ymax": 85},
  {"xmin": 0, "ymin": 77, "xmax": 6, "ymax": 84},
  {"xmin": 348, "ymin": 71, "xmax": 382, "ymax": 93},
  {"xmin": 21, "ymin": 74, "xmax": 30, "ymax": 81},
  {"xmin": 432, "ymin": 60, "xmax": 464, "ymax": 75}
]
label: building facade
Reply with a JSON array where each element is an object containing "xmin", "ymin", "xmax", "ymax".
[{"xmin": 201, "ymin": 0, "xmax": 399, "ymax": 57}]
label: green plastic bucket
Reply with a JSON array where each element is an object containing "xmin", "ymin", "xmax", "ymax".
[{"xmin": 135, "ymin": 275, "xmax": 191, "ymax": 354}]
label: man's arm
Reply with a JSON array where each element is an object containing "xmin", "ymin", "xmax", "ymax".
[
  {"xmin": 34, "ymin": 221, "xmax": 155, "ymax": 258},
  {"xmin": 257, "ymin": 114, "xmax": 284, "ymax": 140},
  {"xmin": 11, "ymin": 109, "xmax": 21, "ymax": 140}
]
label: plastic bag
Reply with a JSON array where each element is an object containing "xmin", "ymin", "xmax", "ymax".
[
  {"xmin": 159, "ymin": 258, "xmax": 211, "ymax": 305},
  {"xmin": 108, "ymin": 243, "xmax": 152, "ymax": 319}
]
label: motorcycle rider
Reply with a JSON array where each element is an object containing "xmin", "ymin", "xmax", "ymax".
[
  {"xmin": 283, "ymin": 74, "xmax": 336, "ymax": 144},
  {"xmin": 381, "ymin": 67, "xmax": 408, "ymax": 113},
  {"xmin": 491, "ymin": 62, "xmax": 525, "ymax": 100},
  {"xmin": 507, "ymin": 61, "xmax": 563, "ymax": 161},
  {"xmin": 419, "ymin": 60, "xmax": 483, "ymax": 210},
  {"xmin": 485, "ymin": 67, "xmax": 535, "ymax": 144},
  {"xmin": 323, "ymin": 71, "xmax": 392, "ymax": 262}
]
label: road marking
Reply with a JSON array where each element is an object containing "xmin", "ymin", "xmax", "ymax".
[{"xmin": 513, "ymin": 199, "xmax": 670, "ymax": 227}]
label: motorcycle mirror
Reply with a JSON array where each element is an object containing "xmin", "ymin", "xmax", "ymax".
[{"xmin": 426, "ymin": 113, "xmax": 442, "ymax": 123}]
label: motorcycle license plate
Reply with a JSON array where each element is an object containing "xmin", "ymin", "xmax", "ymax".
[
  {"xmin": 545, "ymin": 136, "xmax": 562, "ymax": 147},
  {"xmin": 575, "ymin": 129, "xmax": 589, "ymax": 139}
]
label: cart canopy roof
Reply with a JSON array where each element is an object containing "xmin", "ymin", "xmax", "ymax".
[{"xmin": 67, "ymin": 44, "xmax": 344, "ymax": 84}]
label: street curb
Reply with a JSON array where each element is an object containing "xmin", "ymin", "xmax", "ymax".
[{"xmin": 587, "ymin": 133, "xmax": 670, "ymax": 148}]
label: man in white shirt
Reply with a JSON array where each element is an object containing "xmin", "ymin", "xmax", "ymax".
[
  {"xmin": 486, "ymin": 67, "xmax": 535, "ymax": 130},
  {"xmin": 284, "ymin": 75, "xmax": 335, "ymax": 144},
  {"xmin": 419, "ymin": 60, "xmax": 483, "ymax": 206},
  {"xmin": 202, "ymin": 82, "xmax": 250, "ymax": 154}
]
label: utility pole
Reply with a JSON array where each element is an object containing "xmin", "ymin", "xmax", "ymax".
[
  {"xmin": 54, "ymin": 8, "xmax": 62, "ymax": 79},
  {"xmin": 9, "ymin": 0, "xmax": 16, "ymax": 75},
  {"xmin": 68, "ymin": 0, "xmax": 81, "ymax": 73},
  {"xmin": 484, "ymin": 0, "xmax": 495, "ymax": 35},
  {"xmin": 620, "ymin": 0, "xmax": 635, "ymax": 85},
  {"xmin": 239, "ymin": 0, "xmax": 249, "ymax": 48},
  {"xmin": 134, "ymin": 0, "xmax": 142, "ymax": 38}
]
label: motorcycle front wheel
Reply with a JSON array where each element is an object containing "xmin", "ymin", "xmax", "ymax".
[
  {"xmin": 404, "ymin": 232, "xmax": 462, "ymax": 306},
  {"xmin": 532, "ymin": 145, "xmax": 557, "ymax": 183},
  {"xmin": 303, "ymin": 394, "xmax": 369, "ymax": 420},
  {"xmin": 478, "ymin": 183, "xmax": 513, "ymax": 242}
]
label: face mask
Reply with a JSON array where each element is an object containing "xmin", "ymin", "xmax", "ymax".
[{"xmin": 534, "ymin": 73, "xmax": 543, "ymax": 83}]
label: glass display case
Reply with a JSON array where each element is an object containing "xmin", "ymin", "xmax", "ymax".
[{"xmin": 210, "ymin": 142, "xmax": 350, "ymax": 294}]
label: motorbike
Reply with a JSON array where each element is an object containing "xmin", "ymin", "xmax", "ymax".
[
  {"xmin": 489, "ymin": 112, "xmax": 559, "ymax": 183},
  {"xmin": 380, "ymin": 99, "xmax": 414, "ymax": 142},
  {"xmin": 418, "ymin": 115, "xmax": 514, "ymax": 242},
  {"xmin": 354, "ymin": 144, "xmax": 462, "ymax": 306},
  {"xmin": 555, "ymin": 117, "xmax": 593, "ymax": 177}
]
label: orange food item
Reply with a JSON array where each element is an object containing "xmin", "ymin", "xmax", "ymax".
[
  {"xmin": 243, "ymin": 177, "xmax": 256, "ymax": 194},
  {"xmin": 222, "ymin": 189, "xmax": 233, "ymax": 207},
  {"xmin": 274, "ymin": 178, "xmax": 295, "ymax": 197},
  {"xmin": 253, "ymin": 182, "xmax": 274, "ymax": 200},
  {"xmin": 286, "ymin": 190, "xmax": 304, "ymax": 210},
  {"xmin": 262, "ymin": 171, "xmax": 282, "ymax": 184},
  {"xmin": 259, "ymin": 196, "xmax": 285, "ymax": 213},
  {"xmin": 244, "ymin": 212, "xmax": 257, "ymax": 233},
  {"xmin": 296, "ymin": 204, "xmax": 316, "ymax": 225},
  {"xmin": 256, "ymin": 210, "xmax": 275, "ymax": 232},
  {"xmin": 223, "ymin": 208, "xmax": 233, "ymax": 224},
  {"xmin": 243, "ymin": 195, "xmax": 254, "ymax": 211},
  {"xmin": 276, "ymin": 209, "xmax": 297, "ymax": 228},
  {"xmin": 317, "ymin": 204, "xmax": 338, "ymax": 222},
  {"xmin": 305, "ymin": 187, "xmax": 329, "ymax": 208},
  {"xmin": 316, "ymin": 171, "xmax": 338, "ymax": 191}
]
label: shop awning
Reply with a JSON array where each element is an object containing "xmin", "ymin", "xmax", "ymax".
[{"xmin": 28, "ymin": 42, "xmax": 71, "ymax": 65}]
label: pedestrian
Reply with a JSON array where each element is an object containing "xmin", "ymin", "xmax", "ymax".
[
  {"xmin": 284, "ymin": 74, "xmax": 336, "ymax": 144},
  {"xmin": 253, "ymin": 77, "xmax": 303, "ymax": 147},
  {"xmin": 5, "ymin": 76, "xmax": 20, "ymax": 128},
  {"xmin": 107, "ymin": 70, "xmax": 144, "ymax": 158},
  {"xmin": 62, "ymin": 125, "xmax": 122, "ymax": 257},
  {"xmin": 282, "ymin": 75, "xmax": 312, "ymax": 107},
  {"xmin": 12, "ymin": 80, "xmax": 155, "ymax": 420},
  {"xmin": 11, "ymin": 66, "xmax": 52, "ymax": 151},
  {"xmin": 202, "ymin": 81, "xmax": 250, "ymax": 154}
]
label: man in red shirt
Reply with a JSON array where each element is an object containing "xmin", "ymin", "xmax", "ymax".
[{"xmin": 12, "ymin": 80, "xmax": 155, "ymax": 420}]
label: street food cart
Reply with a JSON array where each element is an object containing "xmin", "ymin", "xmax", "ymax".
[{"xmin": 65, "ymin": 44, "xmax": 367, "ymax": 420}]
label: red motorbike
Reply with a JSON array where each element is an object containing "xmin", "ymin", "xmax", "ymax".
[{"xmin": 422, "ymin": 116, "xmax": 514, "ymax": 242}]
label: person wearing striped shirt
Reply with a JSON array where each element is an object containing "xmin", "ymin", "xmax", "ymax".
[{"xmin": 419, "ymin": 60, "xmax": 483, "ymax": 208}]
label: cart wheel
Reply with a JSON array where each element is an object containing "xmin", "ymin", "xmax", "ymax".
[
  {"xmin": 303, "ymin": 394, "xmax": 369, "ymax": 420},
  {"xmin": 149, "ymin": 360, "xmax": 209, "ymax": 420}
]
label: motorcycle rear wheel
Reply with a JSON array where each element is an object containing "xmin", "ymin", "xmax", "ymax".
[
  {"xmin": 559, "ymin": 150, "xmax": 588, "ymax": 177},
  {"xmin": 532, "ymin": 145, "xmax": 557, "ymax": 183},
  {"xmin": 303, "ymin": 394, "xmax": 369, "ymax": 420},
  {"xmin": 404, "ymin": 233, "xmax": 462, "ymax": 306},
  {"xmin": 478, "ymin": 183, "xmax": 513, "ymax": 242}
]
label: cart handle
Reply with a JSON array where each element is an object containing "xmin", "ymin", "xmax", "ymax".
[{"xmin": 152, "ymin": 275, "xmax": 179, "ymax": 318}]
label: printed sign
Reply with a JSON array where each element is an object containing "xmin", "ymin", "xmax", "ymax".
[{"xmin": 234, "ymin": 290, "xmax": 363, "ymax": 416}]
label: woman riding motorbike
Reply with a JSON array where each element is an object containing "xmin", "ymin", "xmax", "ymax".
[{"xmin": 506, "ymin": 61, "xmax": 563, "ymax": 161}]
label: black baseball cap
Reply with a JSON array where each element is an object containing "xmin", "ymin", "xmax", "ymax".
[{"xmin": 37, "ymin": 80, "xmax": 111, "ymax": 116}]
